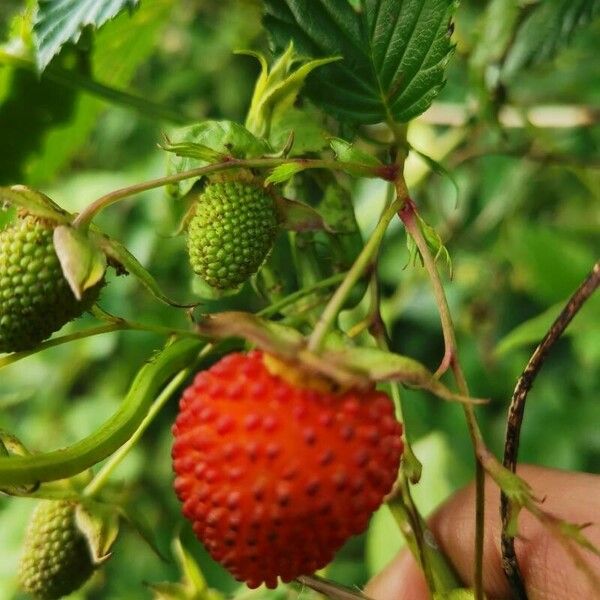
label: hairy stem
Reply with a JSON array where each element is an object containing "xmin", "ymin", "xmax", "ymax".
[
  {"xmin": 73, "ymin": 158, "xmax": 382, "ymax": 229},
  {"xmin": 398, "ymin": 195, "xmax": 486, "ymax": 600},
  {"xmin": 500, "ymin": 261, "xmax": 600, "ymax": 598}
]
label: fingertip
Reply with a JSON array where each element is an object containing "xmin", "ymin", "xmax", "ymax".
[{"xmin": 364, "ymin": 551, "xmax": 430, "ymax": 600}]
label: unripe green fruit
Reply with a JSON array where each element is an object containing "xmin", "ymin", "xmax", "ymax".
[
  {"xmin": 187, "ymin": 180, "xmax": 278, "ymax": 289},
  {"xmin": 18, "ymin": 501, "xmax": 95, "ymax": 600},
  {"xmin": 0, "ymin": 215, "xmax": 101, "ymax": 353}
]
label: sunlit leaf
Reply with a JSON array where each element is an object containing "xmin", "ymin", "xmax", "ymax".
[
  {"xmin": 264, "ymin": 0, "xmax": 458, "ymax": 124},
  {"xmin": 34, "ymin": 0, "xmax": 140, "ymax": 71}
]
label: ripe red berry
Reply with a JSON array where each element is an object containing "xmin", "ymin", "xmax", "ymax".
[{"xmin": 172, "ymin": 351, "xmax": 403, "ymax": 589}]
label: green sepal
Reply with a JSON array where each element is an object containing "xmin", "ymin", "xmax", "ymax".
[
  {"xmin": 75, "ymin": 500, "xmax": 120, "ymax": 565},
  {"xmin": 329, "ymin": 138, "xmax": 386, "ymax": 178},
  {"xmin": 195, "ymin": 311, "xmax": 304, "ymax": 358},
  {"xmin": 406, "ymin": 213, "xmax": 453, "ymax": 277},
  {"xmin": 191, "ymin": 276, "xmax": 243, "ymax": 300},
  {"xmin": 53, "ymin": 225, "xmax": 107, "ymax": 300},
  {"xmin": 194, "ymin": 311, "xmax": 483, "ymax": 404},
  {"xmin": 242, "ymin": 42, "xmax": 340, "ymax": 139},
  {"xmin": 148, "ymin": 537, "xmax": 225, "ymax": 600},
  {"xmin": 159, "ymin": 136, "xmax": 227, "ymax": 163},
  {"xmin": 98, "ymin": 236, "xmax": 197, "ymax": 308},
  {"xmin": 0, "ymin": 185, "xmax": 70, "ymax": 222},
  {"xmin": 321, "ymin": 342, "xmax": 482, "ymax": 404},
  {"xmin": 264, "ymin": 162, "xmax": 307, "ymax": 185},
  {"xmin": 330, "ymin": 138, "xmax": 382, "ymax": 167},
  {"xmin": 164, "ymin": 120, "xmax": 271, "ymax": 198}
]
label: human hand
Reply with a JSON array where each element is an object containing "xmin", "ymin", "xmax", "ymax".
[{"xmin": 365, "ymin": 465, "xmax": 600, "ymax": 600}]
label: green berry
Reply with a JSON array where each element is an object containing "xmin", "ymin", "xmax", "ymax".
[
  {"xmin": 18, "ymin": 501, "xmax": 95, "ymax": 600},
  {"xmin": 187, "ymin": 180, "xmax": 278, "ymax": 289},
  {"xmin": 0, "ymin": 215, "xmax": 102, "ymax": 353}
]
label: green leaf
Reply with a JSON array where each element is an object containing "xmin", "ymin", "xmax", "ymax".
[
  {"xmin": 319, "ymin": 184, "xmax": 359, "ymax": 234},
  {"xmin": 469, "ymin": 0, "xmax": 520, "ymax": 71},
  {"xmin": 503, "ymin": 0, "xmax": 600, "ymax": 79},
  {"xmin": 159, "ymin": 138, "xmax": 227, "ymax": 163},
  {"xmin": 275, "ymin": 196, "xmax": 330, "ymax": 231},
  {"xmin": 501, "ymin": 223, "xmax": 595, "ymax": 305},
  {"xmin": 269, "ymin": 106, "xmax": 329, "ymax": 155},
  {"xmin": 496, "ymin": 303, "xmax": 562, "ymax": 356},
  {"xmin": 264, "ymin": 0, "xmax": 458, "ymax": 124},
  {"xmin": 34, "ymin": 0, "xmax": 140, "ymax": 72},
  {"xmin": 495, "ymin": 295, "xmax": 599, "ymax": 356},
  {"xmin": 0, "ymin": 48, "xmax": 81, "ymax": 185},
  {"xmin": 75, "ymin": 501, "xmax": 120, "ymax": 564},
  {"xmin": 3, "ymin": 0, "xmax": 175, "ymax": 185},
  {"xmin": 166, "ymin": 120, "xmax": 271, "ymax": 197},
  {"xmin": 53, "ymin": 226, "xmax": 107, "ymax": 300}
]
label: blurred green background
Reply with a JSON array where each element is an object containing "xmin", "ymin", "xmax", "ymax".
[{"xmin": 0, "ymin": 1, "xmax": 598, "ymax": 598}]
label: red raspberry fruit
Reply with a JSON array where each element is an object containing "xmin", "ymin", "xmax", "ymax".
[{"xmin": 172, "ymin": 351, "xmax": 403, "ymax": 589}]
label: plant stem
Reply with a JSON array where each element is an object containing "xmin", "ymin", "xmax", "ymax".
[
  {"xmin": 398, "ymin": 196, "xmax": 486, "ymax": 600},
  {"xmin": 0, "ymin": 324, "xmax": 125, "ymax": 370},
  {"xmin": 500, "ymin": 260, "xmax": 600, "ymax": 598},
  {"xmin": 296, "ymin": 574, "xmax": 373, "ymax": 600},
  {"xmin": 258, "ymin": 272, "xmax": 347, "ymax": 318},
  {"xmin": 83, "ymin": 367, "xmax": 191, "ymax": 497},
  {"xmin": 0, "ymin": 337, "xmax": 204, "ymax": 486},
  {"xmin": 307, "ymin": 197, "xmax": 404, "ymax": 352},
  {"xmin": 0, "ymin": 315, "xmax": 205, "ymax": 372},
  {"xmin": 73, "ymin": 158, "xmax": 381, "ymax": 229}
]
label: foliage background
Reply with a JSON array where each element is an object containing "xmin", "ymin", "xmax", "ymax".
[{"xmin": 0, "ymin": 0, "xmax": 598, "ymax": 598}]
